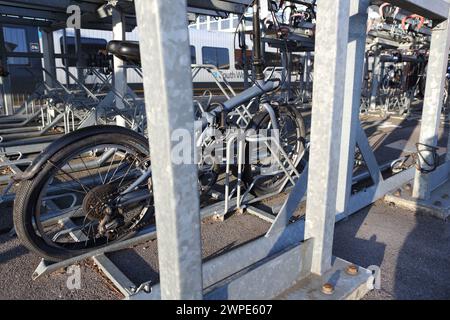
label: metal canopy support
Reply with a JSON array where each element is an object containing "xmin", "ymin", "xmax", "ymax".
[
  {"xmin": 412, "ymin": 13, "xmax": 450, "ymax": 200},
  {"xmin": 112, "ymin": 7, "xmax": 127, "ymax": 127},
  {"xmin": 369, "ymin": 48, "xmax": 381, "ymax": 111},
  {"xmin": 61, "ymin": 29, "xmax": 70, "ymax": 86},
  {"xmin": 0, "ymin": 23, "xmax": 13, "ymax": 115},
  {"xmin": 187, "ymin": 0, "xmax": 250, "ymax": 15},
  {"xmin": 304, "ymin": 0, "xmax": 351, "ymax": 276},
  {"xmin": 0, "ymin": 1, "xmax": 137, "ymax": 31},
  {"xmin": 74, "ymin": 28, "xmax": 83, "ymax": 81},
  {"xmin": 134, "ymin": 0, "xmax": 203, "ymax": 300},
  {"xmin": 40, "ymin": 29, "xmax": 56, "ymax": 89},
  {"xmin": 302, "ymin": 52, "xmax": 312, "ymax": 101},
  {"xmin": 387, "ymin": 0, "xmax": 450, "ymax": 21},
  {"xmin": 336, "ymin": 0, "xmax": 370, "ymax": 214}
]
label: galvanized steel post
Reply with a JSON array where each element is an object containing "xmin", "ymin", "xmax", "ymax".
[
  {"xmin": 0, "ymin": 24, "xmax": 13, "ymax": 115},
  {"xmin": 134, "ymin": 0, "xmax": 203, "ymax": 299},
  {"xmin": 336, "ymin": 0, "xmax": 370, "ymax": 214},
  {"xmin": 304, "ymin": 0, "xmax": 351, "ymax": 276},
  {"xmin": 112, "ymin": 7, "xmax": 127, "ymax": 126},
  {"xmin": 41, "ymin": 29, "xmax": 56, "ymax": 89},
  {"xmin": 413, "ymin": 12, "xmax": 450, "ymax": 200}
]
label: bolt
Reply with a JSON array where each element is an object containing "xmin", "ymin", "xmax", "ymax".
[
  {"xmin": 129, "ymin": 286, "xmax": 137, "ymax": 293},
  {"xmin": 346, "ymin": 265, "xmax": 359, "ymax": 276},
  {"xmin": 321, "ymin": 283, "xmax": 334, "ymax": 295},
  {"xmin": 434, "ymin": 201, "xmax": 442, "ymax": 207},
  {"xmin": 404, "ymin": 184, "xmax": 412, "ymax": 192},
  {"xmin": 394, "ymin": 189, "xmax": 402, "ymax": 197},
  {"xmin": 442, "ymin": 194, "xmax": 449, "ymax": 200}
]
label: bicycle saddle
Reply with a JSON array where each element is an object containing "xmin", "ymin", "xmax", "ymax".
[{"xmin": 107, "ymin": 40, "xmax": 141, "ymax": 65}]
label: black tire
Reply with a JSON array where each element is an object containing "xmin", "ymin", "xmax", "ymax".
[
  {"xmin": 243, "ymin": 104, "xmax": 306, "ymax": 196},
  {"xmin": 13, "ymin": 126, "xmax": 150, "ymax": 262}
]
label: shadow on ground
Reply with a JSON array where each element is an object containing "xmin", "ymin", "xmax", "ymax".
[{"xmin": 333, "ymin": 200, "xmax": 450, "ymax": 300}]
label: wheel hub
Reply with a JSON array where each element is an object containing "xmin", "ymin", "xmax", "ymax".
[{"xmin": 82, "ymin": 184, "xmax": 120, "ymax": 220}]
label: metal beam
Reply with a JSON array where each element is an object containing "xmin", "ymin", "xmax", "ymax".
[
  {"xmin": 0, "ymin": 1, "xmax": 137, "ymax": 31},
  {"xmin": 186, "ymin": 7, "xmax": 229, "ymax": 18},
  {"xmin": 304, "ymin": 0, "xmax": 351, "ymax": 276},
  {"xmin": 112, "ymin": 7, "xmax": 127, "ymax": 126},
  {"xmin": 40, "ymin": 29, "xmax": 56, "ymax": 88},
  {"xmin": 0, "ymin": 17, "xmax": 52, "ymax": 28},
  {"xmin": 413, "ymin": 12, "xmax": 450, "ymax": 200},
  {"xmin": 134, "ymin": 0, "xmax": 203, "ymax": 300},
  {"xmin": 0, "ymin": 5, "xmax": 67, "ymax": 21},
  {"xmin": 356, "ymin": 124, "xmax": 383, "ymax": 185},
  {"xmin": 74, "ymin": 28, "xmax": 83, "ymax": 81},
  {"xmin": 336, "ymin": 0, "xmax": 370, "ymax": 214},
  {"xmin": 187, "ymin": 0, "xmax": 248, "ymax": 14},
  {"xmin": 0, "ymin": 24, "xmax": 13, "ymax": 115},
  {"xmin": 0, "ymin": 0, "xmax": 99, "ymax": 14},
  {"xmin": 369, "ymin": 48, "xmax": 381, "ymax": 111},
  {"xmin": 204, "ymin": 240, "xmax": 314, "ymax": 300},
  {"xmin": 386, "ymin": 0, "xmax": 450, "ymax": 21}
]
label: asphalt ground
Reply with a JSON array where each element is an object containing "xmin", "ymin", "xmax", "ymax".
[{"xmin": 1, "ymin": 198, "xmax": 449, "ymax": 300}]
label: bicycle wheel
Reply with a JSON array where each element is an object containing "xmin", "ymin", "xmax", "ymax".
[
  {"xmin": 14, "ymin": 126, "xmax": 153, "ymax": 262},
  {"xmin": 243, "ymin": 104, "xmax": 306, "ymax": 196}
]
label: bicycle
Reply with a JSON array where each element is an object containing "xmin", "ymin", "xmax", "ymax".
[{"xmin": 12, "ymin": 0, "xmax": 306, "ymax": 262}]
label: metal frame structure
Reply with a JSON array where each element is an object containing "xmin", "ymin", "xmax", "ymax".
[
  {"xmin": 132, "ymin": 0, "xmax": 450, "ymax": 299},
  {"xmin": 0, "ymin": 0, "xmax": 449, "ymax": 300}
]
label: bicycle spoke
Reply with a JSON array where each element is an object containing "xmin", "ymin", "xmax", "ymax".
[
  {"xmin": 79, "ymin": 155, "xmax": 97, "ymax": 188},
  {"xmin": 47, "ymin": 161, "xmax": 90, "ymax": 195},
  {"xmin": 118, "ymin": 156, "xmax": 138, "ymax": 188},
  {"xmin": 103, "ymin": 149, "xmax": 118, "ymax": 184},
  {"xmin": 108, "ymin": 152, "xmax": 127, "ymax": 184}
]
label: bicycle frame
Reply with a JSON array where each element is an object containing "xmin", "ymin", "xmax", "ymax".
[
  {"xmin": 118, "ymin": 78, "xmax": 281, "ymax": 200},
  {"xmin": 120, "ymin": 0, "xmax": 282, "ymax": 201}
]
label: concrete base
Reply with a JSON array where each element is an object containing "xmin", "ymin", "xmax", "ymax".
[
  {"xmin": 385, "ymin": 180, "xmax": 450, "ymax": 220},
  {"xmin": 276, "ymin": 257, "xmax": 373, "ymax": 300}
]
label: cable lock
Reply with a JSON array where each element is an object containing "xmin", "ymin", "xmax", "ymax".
[{"xmin": 414, "ymin": 143, "xmax": 439, "ymax": 173}]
